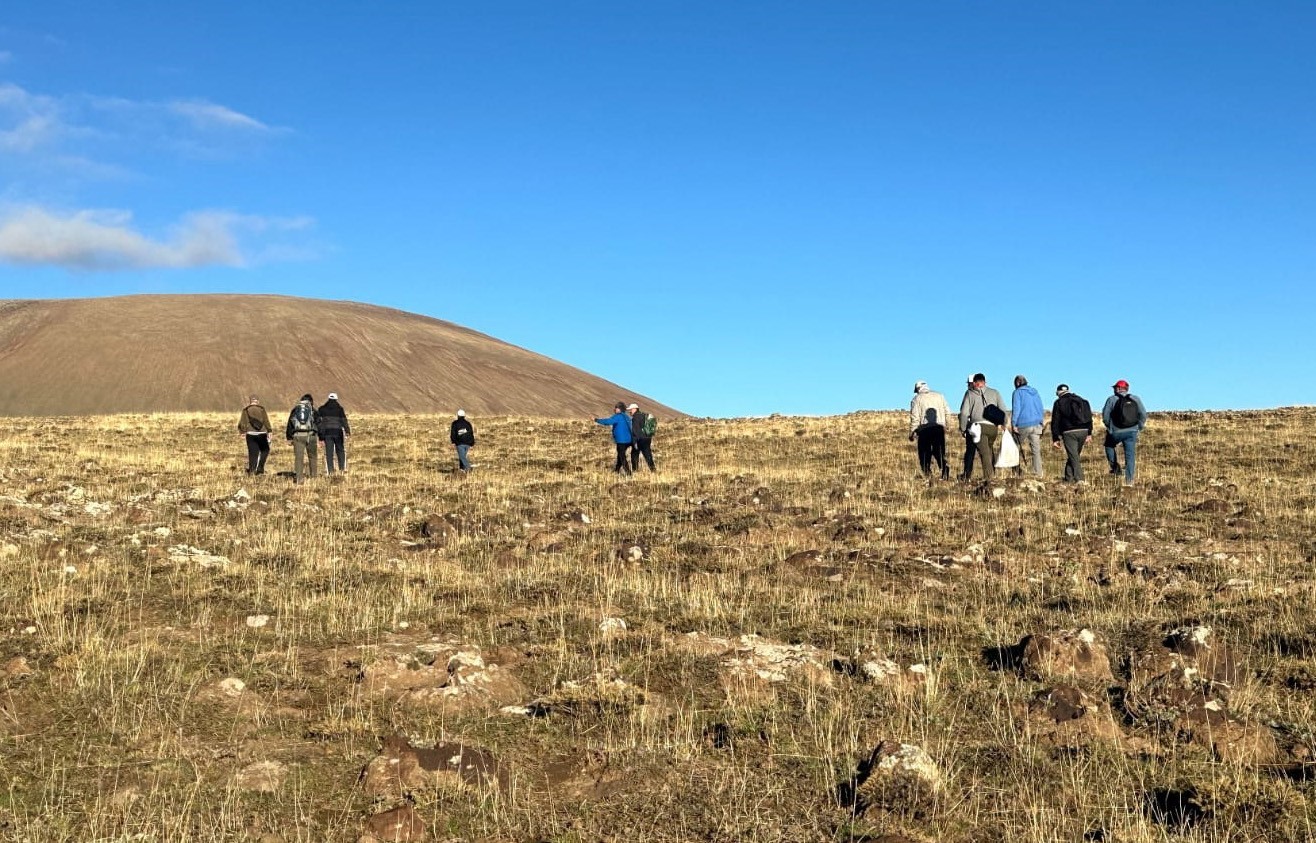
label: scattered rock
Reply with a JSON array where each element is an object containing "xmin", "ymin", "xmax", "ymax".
[
  {"xmin": 1024, "ymin": 685, "xmax": 1122, "ymax": 748},
  {"xmin": 361, "ymin": 735, "xmax": 505, "ymax": 799},
  {"xmin": 598, "ymin": 617, "xmax": 627, "ymax": 639},
  {"xmin": 246, "ymin": 614, "xmax": 271, "ymax": 629},
  {"xmin": 682, "ymin": 632, "xmax": 837, "ymax": 692},
  {"xmin": 166, "ymin": 545, "xmax": 231, "ymax": 568},
  {"xmin": 848, "ymin": 741, "xmax": 942, "ymax": 814},
  {"xmin": 361, "ymin": 804, "xmax": 428, "ymax": 842},
  {"xmin": 345, "ymin": 638, "xmax": 526, "ymax": 713},
  {"xmin": 1018, "ymin": 629, "xmax": 1113, "ymax": 682},
  {"xmin": 1164, "ymin": 625, "xmax": 1243, "ymax": 685},
  {"xmin": 232, "ymin": 760, "xmax": 288, "ymax": 793},
  {"xmin": 3, "ymin": 657, "xmax": 33, "ymax": 680}
]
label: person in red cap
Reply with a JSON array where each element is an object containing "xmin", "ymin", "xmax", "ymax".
[{"xmin": 1101, "ymin": 379, "xmax": 1147, "ymax": 486}]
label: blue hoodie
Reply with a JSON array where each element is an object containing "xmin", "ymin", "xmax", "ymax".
[
  {"xmin": 1011, "ymin": 385, "xmax": 1044, "ymax": 428},
  {"xmin": 595, "ymin": 412, "xmax": 633, "ymax": 444}
]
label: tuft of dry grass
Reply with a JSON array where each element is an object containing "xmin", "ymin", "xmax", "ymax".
[{"xmin": 1, "ymin": 409, "xmax": 1315, "ymax": 841}]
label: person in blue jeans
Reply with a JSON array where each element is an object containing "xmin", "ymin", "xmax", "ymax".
[
  {"xmin": 450, "ymin": 409, "xmax": 475, "ymax": 473},
  {"xmin": 1009, "ymin": 375, "xmax": 1045, "ymax": 477},
  {"xmin": 1101, "ymin": 379, "xmax": 1148, "ymax": 487},
  {"xmin": 592, "ymin": 401, "xmax": 633, "ymax": 475}
]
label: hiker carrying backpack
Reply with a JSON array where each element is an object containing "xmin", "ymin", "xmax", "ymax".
[
  {"xmin": 1103, "ymin": 380, "xmax": 1146, "ymax": 486},
  {"xmin": 625, "ymin": 403, "xmax": 658, "ymax": 473}
]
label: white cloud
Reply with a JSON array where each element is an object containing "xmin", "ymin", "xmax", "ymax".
[
  {"xmin": 0, "ymin": 83, "xmax": 278, "ymax": 164},
  {"xmin": 0, "ymin": 83, "xmax": 64, "ymax": 152},
  {"xmin": 169, "ymin": 100, "xmax": 270, "ymax": 132},
  {"xmin": 0, "ymin": 206, "xmax": 316, "ymax": 271}
]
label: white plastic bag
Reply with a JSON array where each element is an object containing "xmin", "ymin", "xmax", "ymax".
[{"xmin": 995, "ymin": 430, "xmax": 1020, "ymax": 469}]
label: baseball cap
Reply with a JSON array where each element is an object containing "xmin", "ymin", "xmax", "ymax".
[
  {"xmin": 914, "ymin": 380, "xmax": 927, "ymax": 392},
  {"xmin": 328, "ymin": 392, "xmax": 338, "ymax": 400},
  {"xmin": 457, "ymin": 409, "xmax": 466, "ymax": 417},
  {"xmin": 626, "ymin": 403, "xmax": 639, "ymax": 411},
  {"xmin": 1113, "ymin": 379, "xmax": 1129, "ymax": 390},
  {"xmin": 1055, "ymin": 384, "xmax": 1069, "ymax": 395}
]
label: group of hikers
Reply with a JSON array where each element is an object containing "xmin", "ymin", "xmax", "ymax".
[
  {"xmin": 230, "ymin": 380, "xmax": 1147, "ymax": 487},
  {"xmin": 236, "ymin": 394, "xmax": 475, "ymax": 482},
  {"xmin": 909, "ymin": 374, "xmax": 1148, "ymax": 486}
]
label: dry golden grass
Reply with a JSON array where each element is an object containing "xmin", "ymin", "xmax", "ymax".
[{"xmin": 0, "ymin": 409, "xmax": 1314, "ymax": 842}]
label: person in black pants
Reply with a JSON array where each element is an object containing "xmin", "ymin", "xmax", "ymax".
[
  {"xmin": 592, "ymin": 402, "xmax": 633, "ymax": 475},
  {"xmin": 316, "ymin": 392, "xmax": 351, "ymax": 474},
  {"xmin": 237, "ymin": 396, "xmax": 272, "ymax": 475},
  {"xmin": 626, "ymin": 403, "xmax": 657, "ymax": 472}
]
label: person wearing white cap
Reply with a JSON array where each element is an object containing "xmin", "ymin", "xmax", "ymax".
[
  {"xmin": 909, "ymin": 381, "xmax": 952, "ymax": 479},
  {"xmin": 316, "ymin": 392, "xmax": 351, "ymax": 475},
  {"xmin": 450, "ymin": 409, "xmax": 475, "ymax": 473},
  {"xmin": 625, "ymin": 402, "xmax": 657, "ymax": 472}
]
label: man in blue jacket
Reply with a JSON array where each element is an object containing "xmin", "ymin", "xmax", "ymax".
[
  {"xmin": 1010, "ymin": 375, "xmax": 1045, "ymax": 477},
  {"xmin": 1102, "ymin": 379, "xmax": 1149, "ymax": 487},
  {"xmin": 592, "ymin": 402, "xmax": 633, "ymax": 475}
]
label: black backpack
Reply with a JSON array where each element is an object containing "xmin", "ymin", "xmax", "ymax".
[
  {"xmin": 1067, "ymin": 395, "xmax": 1092, "ymax": 428},
  {"xmin": 983, "ymin": 403, "xmax": 1006, "ymax": 426},
  {"xmin": 1111, "ymin": 394, "xmax": 1139, "ymax": 428}
]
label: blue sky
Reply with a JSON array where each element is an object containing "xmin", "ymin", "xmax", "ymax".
[{"xmin": 0, "ymin": 3, "xmax": 1310, "ymax": 416}]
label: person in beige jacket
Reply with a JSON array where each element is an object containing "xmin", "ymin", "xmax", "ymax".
[
  {"xmin": 909, "ymin": 381, "xmax": 953, "ymax": 479},
  {"xmin": 237, "ymin": 395, "xmax": 272, "ymax": 475}
]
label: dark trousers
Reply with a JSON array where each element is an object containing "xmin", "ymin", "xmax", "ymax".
[
  {"xmin": 630, "ymin": 437, "xmax": 655, "ymax": 471},
  {"xmin": 916, "ymin": 426, "xmax": 948, "ymax": 477},
  {"xmin": 322, "ymin": 432, "xmax": 345, "ymax": 473},
  {"xmin": 962, "ymin": 423, "xmax": 998, "ymax": 481},
  {"xmin": 1061, "ymin": 430, "xmax": 1087, "ymax": 482},
  {"xmin": 245, "ymin": 434, "xmax": 269, "ymax": 474},
  {"xmin": 613, "ymin": 443, "xmax": 632, "ymax": 474}
]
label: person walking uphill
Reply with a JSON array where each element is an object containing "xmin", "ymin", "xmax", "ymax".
[
  {"xmin": 451, "ymin": 409, "xmax": 475, "ymax": 473},
  {"xmin": 1050, "ymin": 384, "xmax": 1093, "ymax": 483},
  {"xmin": 1010, "ymin": 375, "xmax": 1045, "ymax": 477},
  {"xmin": 959, "ymin": 373, "xmax": 1006, "ymax": 482},
  {"xmin": 626, "ymin": 403, "xmax": 657, "ymax": 472},
  {"xmin": 592, "ymin": 402, "xmax": 633, "ymax": 475},
  {"xmin": 316, "ymin": 392, "xmax": 351, "ymax": 475},
  {"xmin": 1102, "ymin": 379, "xmax": 1148, "ymax": 487},
  {"xmin": 285, "ymin": 394, "xmax": 319, "ymax": 484},
  {"xmin": 909, "ymin": 381, "xmax": 952, "ymax": 479},
  {"xmin": 237, "ymin": 396, "xmax": 272, "ymax": 475}
]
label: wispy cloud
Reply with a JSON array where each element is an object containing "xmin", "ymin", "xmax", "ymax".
[
  {"xmin": 0, "ymin": 82, "xmax": 280, "ymax": 166},
  {"xmin": 0, "ymin": 206, "xmax": 317, "ymax": 271},
  {"xmin": 169, "ymin": 100, "xmax": 270, "ymax": 132}
]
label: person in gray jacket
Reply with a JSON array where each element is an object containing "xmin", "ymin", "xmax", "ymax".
[
  {"xmin": 959, "ymin": 373, "xmax": 1006, "ymax": 482},
  {"xmin": 909, "ymin": 380, "xmax": 952, "ymax": 479},
  {"xmin": 1102, "ymin": 379, "xmax": 1148, "ymax": 487}
]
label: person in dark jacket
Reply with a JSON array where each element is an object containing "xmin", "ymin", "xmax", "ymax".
[
  {"xmin": 285, "ymin": 394, "xmax": 319, "ymax": 484},
  {"xmin": 626, "ymin": 402, "xmax": 657, "ymax": 472},
  {"xmin": 1102, "ymin": 379, "xmax": 1149, "ymax": 487},
  {"xmin": 450, "ymin": 409, "xmax": 475, "ymax": 473},
  {"xmin": 592, "ymin": 402, "xmax": 633, "ymax": 475},
  {"xmin": 1050, "ymin": 385, "xmax": 1093, "ymax": 483},
  {"xmin": 316, "ymin": 392, "xmax": 351, "ymax": 475},
  {"xmin": 237, "ymin": 395, "xmax": 272, "ymax": 475}
]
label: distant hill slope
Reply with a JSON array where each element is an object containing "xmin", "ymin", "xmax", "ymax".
[{"xmin": 0, "ymin": 295, "xmax": 680, "ymax": 417}]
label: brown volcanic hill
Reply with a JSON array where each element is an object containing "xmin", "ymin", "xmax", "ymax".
[{"xmin": 0, "ymin": 295, "xmax": 680, "ymax": 417}]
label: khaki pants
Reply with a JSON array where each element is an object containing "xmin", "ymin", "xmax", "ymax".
[{"xmin": 292, "ymin": 432, "xmax": 318, "ymax": 482}]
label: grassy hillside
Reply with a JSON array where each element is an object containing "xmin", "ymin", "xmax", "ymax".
[
  {"xmin": 0, "ymin": 296, "xmax": 679, "ymax": 418},
  {"xmin": 0, "ymin": 410, "xmax": 1313, "ymax": 841}
]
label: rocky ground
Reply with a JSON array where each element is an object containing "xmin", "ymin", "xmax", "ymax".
[{"xmin": 1, "ymin": 409, "xmax": 1314, "ymax": 841}]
